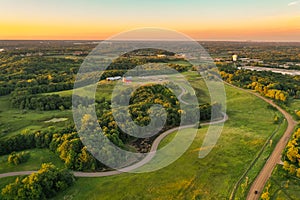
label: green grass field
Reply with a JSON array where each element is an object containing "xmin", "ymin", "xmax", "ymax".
[
  {"xmin": 52, "ymin": 84, "xmax": 282, "ymax": 200},
  {"xmin": 0, "ymin": 149, "xmax": 65, "ymax": 174},
  {"xmin": 0, "ymin": 96, "xmax": 72, "ymax": 139},
  {"xmin": 233, "ymin": 117, "xmax": 288, "ymax": 199},
  {"xmin": 282, "ymin": 99, "xmax": 300, "ymax": 120}
]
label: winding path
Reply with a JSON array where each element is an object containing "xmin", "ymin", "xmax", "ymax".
[
  {"xmin": 0, "ymin": 114, "xmax": 228, "ymax": 179},
  {"xmin": 224, "ymin": 82, "xmax": 297, "ymax": 200},
  {"xmin": 0, "ymin": 81, "xmax": 296, "ymax": 200},
  {"xmin": 0, "ymin": 84, "xmax": 227, "ymax": 179}
]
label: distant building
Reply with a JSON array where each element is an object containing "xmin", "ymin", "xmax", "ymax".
[
  {"xmin": 106, "ymin": 76, "xmax": 121, "ymax": 81},
  {"xmin": 157, "ymin": 54, "xmax": 166, "ymax": 58},
  {"xmin": 232, "ymin": 54, "xmax": 238, "ymax": 62},
  {"xmin": 122, "ymin": 76, "xmax": 132, "ymax": 83}
]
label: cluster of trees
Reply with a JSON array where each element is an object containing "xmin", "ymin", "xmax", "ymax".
[
  {"xmin": 283, "ymin": 128, "xmax": 300, "ymax": 178},
  {"xmin": 7, "ymin": 151, "xmax": 29, "ymax": 165},
  {"xmin": 1, "ymin": 163, "xmax": 75, "ymax": 200},
  {"xmin": 10, "ymin": 93, "xmax": 71, "ymax": 111},
  {"xmin": 96, "ymin": 84, "xmax": 183, "ymax": 144},
  {"xmin": 248, "ymin": 82, "xmax": 288, "ymax": 102},
  {"xmin": 218, "ymin": 64, "xmax": 300, "ymax": 103},
  {"xmin": 0, "ymin": 125, "xmax": 103, "ymax": 171},
  {"xmin": 50, "ymin": 132, "xmax": 104, "ymax": 171},
  {"xmin": 0, "ymin": 126, "xmax": 75, "ymax": 156},
  {"xmin": 99, "ymin": 84, "xmax": 222, "ymax": 145},
  {"xmin": 1, "ymin": 83, "xmax": 223, "ymax": 172}
]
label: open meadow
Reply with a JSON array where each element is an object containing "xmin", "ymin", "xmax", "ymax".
[{"xmin": 52, "ymin": 84, "xmax": 285, "ymax": 200}]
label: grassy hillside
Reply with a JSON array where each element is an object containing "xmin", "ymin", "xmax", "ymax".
[
  {"xmin": 0, "ymin": 149, "xmax": 65, "ymax": 174},
  {"xmin": 53, "ymin": 84, "xmax": 284, "ymax": 200}
]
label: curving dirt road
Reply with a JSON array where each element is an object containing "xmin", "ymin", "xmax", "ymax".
[{"xmin": 225, "ymin": 82, "xmax": 297, "ymax": 200}]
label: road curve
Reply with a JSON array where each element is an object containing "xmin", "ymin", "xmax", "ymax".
[
  {"xmin": 0, "ymin": 84, "xmax": 227, "ymax": 179},
  {"xmin": 0, "ymin": 114, "xmax": 228, "ymax": 179},
  {"xmin": 224, "ymin": 82, "xmax": 297, "ymax": 200}
]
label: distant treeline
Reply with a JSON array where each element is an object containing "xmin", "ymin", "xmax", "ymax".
[
  {"xmin": 218, "ymin": 63, "xmax": 300, "ymax": 103},
  {"xmin": 10, "ymin": 93, "xmax": 72, "ymax": 111},
  {"xmin": 0, "ymin": 48, "xmax": 189, "ymax": 97}
]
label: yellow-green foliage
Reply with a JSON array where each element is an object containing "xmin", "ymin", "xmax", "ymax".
[
  {"xmin": 284, "ymin": 128, "xmax": 300, "ymax": 177},
  {"xmin": 261, "ymin": 191, "xmax": 270, "ymax": 200},
  {"xmin": 296, "ymin": 110, "xmax": 300, "ymax": 119},
  {"xmin": 219, "ymin": 71, "xmax": 288, "ymax": 102}
]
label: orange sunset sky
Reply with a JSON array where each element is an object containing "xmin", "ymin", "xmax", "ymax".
[{"xmin": 0, "ymin": 0, "xmax": 300, "ymax": 41}]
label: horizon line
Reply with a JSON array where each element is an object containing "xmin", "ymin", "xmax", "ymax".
[{"xmin": 0, "ymin": 39, "xmax": 300, "ymax": 43}]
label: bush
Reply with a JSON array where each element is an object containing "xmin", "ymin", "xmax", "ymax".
[
  {"xmin": 1, "ymin": 163, "xmax": 75, "ymax": 200},
  {"xmin": 7, "ymin": 151, "xmax": 29, "ymax": 165}
]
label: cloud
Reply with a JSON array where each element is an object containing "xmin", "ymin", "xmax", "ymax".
[{"xmin": 288, "ymin": 1, "xmax": 300, "ymax": 6}]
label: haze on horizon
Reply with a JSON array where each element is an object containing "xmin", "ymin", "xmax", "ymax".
[{"xmin": 0, "ymin": 0, "xmax": 300, "ymax": 41}]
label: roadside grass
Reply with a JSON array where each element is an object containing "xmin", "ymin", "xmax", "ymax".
[
  {"xmin": 53, "ymin": 83, "xmax": 281, "ymax": 200},
  {"xmin": 0, "ymin": 149, "xmax": 65, "ymax": 174},
  {"xmin": 233, "ymin": 117, "xmax": 287, "ymax": 199},
  {"xmin": 286, "ymin": 99, "xmax": 300, "ymax": 120},
  {"xmin": 0, "ymin": 96, "xmax": 72, "ymax": 139},
  {"xmin": 262, "ymin": 165, "xmax": 300, "ymax": 200},
  {"xmin": 290, "ymin": 99, "xmax": 300, "ymax": 111}
]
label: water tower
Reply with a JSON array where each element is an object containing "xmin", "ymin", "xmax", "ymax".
[{"xmin": 232, "ymin": 54, "xmax": 238, "ymax": 62}]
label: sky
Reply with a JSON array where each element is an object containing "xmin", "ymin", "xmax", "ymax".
[{"xmin": 0, "ymin": 0, "xmax": 300, "ymax": 41}]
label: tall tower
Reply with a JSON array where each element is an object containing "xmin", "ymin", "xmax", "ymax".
[{"xmin": 232, "ymin": 54, "xmax": 238, "ymax": 62}]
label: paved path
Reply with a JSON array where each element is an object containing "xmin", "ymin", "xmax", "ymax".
[
  {"xmin": 2, "ymin": 80, "xmax": 293, "ymax": 200},
  {"xmin": 0, "ymin": 114, "xmax": 227, "ymax": 179},
  {"xmin": 224, "ymin": 82, "xmax": 297, "ymax": 200},
  {"xmin": 0, "ymin": 84, "xmax": 227, "ymax": 179}
]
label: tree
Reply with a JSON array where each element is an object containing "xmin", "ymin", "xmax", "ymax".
[
  {"xmin": 1, "ymin": 163, "xmax": 75, "ymax": 200},
  {"xmin": 7, "ymin": 152, "xmax": 29, "ymax": 165},
  {"xmin": 261, "ymin": 191, "xmax": 270, "ymax": 200},
  {"xmin": 296, "ymin": 110, "xmax": 300, "ymax": 119},
  {"xmin": 296, "ymin": 168, "xmax": 300, "ymax": 178}
]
